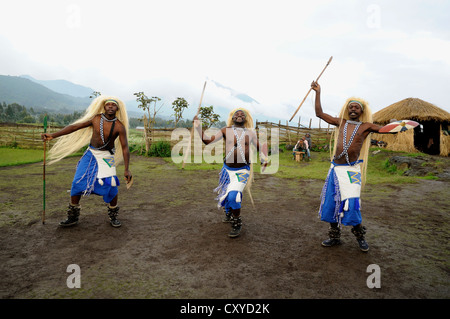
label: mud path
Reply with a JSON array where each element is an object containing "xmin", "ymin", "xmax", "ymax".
[{"xmin": 0, "ymin": 155, "xmax": 449, "ymax": 299}]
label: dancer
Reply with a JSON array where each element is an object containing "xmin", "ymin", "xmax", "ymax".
[
  {"xmin": 311, "ymin": 81, "xmax": 387, "ymax": 251},
  {"xmin": 193, "ymin": 108, "xmax": 267, "ymax": 237},
  {"xmin": 41, "ymin": 96, "xmax": 131, "ymax": 227}
]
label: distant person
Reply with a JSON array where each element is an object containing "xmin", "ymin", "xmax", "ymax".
[
  {"xmin": 292, "ymin": 139, "xmax": 304, "ymax": 160},
  {"xmin": 41, "ymin": 96, "xmax": 132, "ymax": 228},
  {"xmin": 427, "ymin": 137, "xmax": 434, "ymax": 149},
  {"xmin": 305, "ymin": 133, "xmax": 312, "ymax": 160},
  {"xmin": 301, "ymin": 137, "xmax": 309, "ymax": 160}
]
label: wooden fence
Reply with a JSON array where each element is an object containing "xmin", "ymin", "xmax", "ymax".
[
  {"xmin": 0, "ymin": 123, "xmax": 63, "ymax": 149},
  {"xmin": 1, "ymin": 121, "xmax": 334, "ymax": 150},
  {"xmin": 255, "ymin": 120, "xmax": 333, "ymax": 147}
]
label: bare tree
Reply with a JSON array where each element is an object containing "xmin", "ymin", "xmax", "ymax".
[{"xmin": 134, "ymin": 92, "xmax": 164, "ymax": 152}]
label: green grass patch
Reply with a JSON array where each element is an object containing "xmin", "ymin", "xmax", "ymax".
[
  {"xmin": 1, "ymin": 139, "xmax": 438, "ymax": 186},
  {"xmin": 131, "ymin": 140, "xmax": 172, "ymax": 157},
  {"xmin": 168, "ymin": 146, "xmax": 425, "ymax": 185},
  {"xmin": 0, "ymin": 147, "xmax": 45, "ymax": 167},
  {"xmin": 0, "ymin": 147, "xmax": 84, "ymax": 167}
]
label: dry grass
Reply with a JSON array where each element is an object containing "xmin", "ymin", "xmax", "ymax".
[
  {"xmin": 373, "ymin": 97, "xmax": 450, "ymax": 124},
  {"xmin": 440, "ymin": 131, "xmax": 450, "ymax": 156},
  {"xmin": 372, "ymin": 130, "xmax": 417, "ymax": 153}
]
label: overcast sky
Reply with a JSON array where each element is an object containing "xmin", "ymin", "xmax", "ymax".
[{"xmin": 0, "ymin": 0, "xmax": 449, "ymax": 125}]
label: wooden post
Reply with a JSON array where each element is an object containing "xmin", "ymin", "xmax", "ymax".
[
  {"xmin": 183, "ymin": 80, "xmax": 207, "ymax": 169},
  {"xmin": 327, "ymin": 123, "xmax": 331, "ymax": 143},
  {"xmin": 286, "ymin": 120, "xmax": 290, "ymax": 144},
  {"xmin": 42, "ymin": 115, "xmax": 47, "ymax": 225}
]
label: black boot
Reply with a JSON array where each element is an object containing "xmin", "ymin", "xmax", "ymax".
[
  {"xmin": 107, "ymin": 205, "xmax": 121, "ymax": 228},
  {"xmin": 59, "ymin": 203, "xmax": 80, "ymax": 227},
  {"xmin": 222, "ymin": 209, "xmax": 233, "ymax": 223},
  {"xmin": 352, "ymin": 224, "xmax": 369, "ymax": 252},
  {"xmin": 321, "ymin": 223, "xmax": 341, "ymax": 247},
  {"xmin": 228, "ymin": 216, "xmax": 242, "ymax": 238}
]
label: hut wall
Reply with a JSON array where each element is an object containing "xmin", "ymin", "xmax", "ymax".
[
  {"xmin": 372, "ymin": 130, "xmax": 417, "ymax": 153},
  {"xmin": 440, "ymin": 129, "xmax": 450, "ymax": 156}
]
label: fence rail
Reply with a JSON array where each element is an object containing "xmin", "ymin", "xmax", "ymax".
[
  {"xmin": 1, "ymin": 121, "xmax": 334, "ymax": 150},
  {"xmin": 0, "ymin": 123, "xmax": 63, "ymax": 149},
  {"xmin": 256, "ymin": 120, "xmax": 333, "ymax": 146}
]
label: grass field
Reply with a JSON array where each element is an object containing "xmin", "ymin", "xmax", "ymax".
[
  {"xmin": 0, "ymin": 147, "xmax": 45, "ymax": 167},
  {"xmin": 0, "ymin": 147, "xmax": 84, "ymax": 167},
  {"xmin": 0, "ymin": 143, "xmax": 439, "ymax": 184},
  {"xmin": 173, "ymin": 145, "xmax": 431, "ymax": 185}
]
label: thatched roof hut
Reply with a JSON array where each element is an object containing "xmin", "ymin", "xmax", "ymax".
[{"xmin": 372, "ymin": 98, "xmax": 450, "ymax": 156}]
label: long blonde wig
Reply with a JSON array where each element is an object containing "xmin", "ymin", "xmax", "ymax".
[
  {"xmin": 331, "ymin": 97, "xmax": 372, "ymax": 189},
  {"xmin": 227, "ymin": 107, "xmax": 256, "ymax": 207},
  {"xmin": 48, "ymin": 95, "xmax": 129, "ymax": 165}
]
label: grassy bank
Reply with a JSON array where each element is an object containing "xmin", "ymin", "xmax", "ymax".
[
  {"xmin": 0, "ymin": 147, "xmax": 45, "ymax": 167},
  {"xmin": 0, "ymin": 144, "xmax": 442, "ymax": 185},
  {"xmin": 174, "ymin": 146, "xmax": 432, "ymax": 185},
  {"xmin": 0, "ymin": 147, "xmax": 84, "ymax": 167}
]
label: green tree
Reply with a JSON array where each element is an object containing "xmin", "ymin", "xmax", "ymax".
[
  {"xmin": 199, "ymin": 105, "xmax": 220, "ymax": 129},
  {"xmin": 171, "ymin": 97, "xmax": 189, "ymax": 127},
  {"xmin": 21, "ymin": 115, "xmax": 36, "ymax": 123}
]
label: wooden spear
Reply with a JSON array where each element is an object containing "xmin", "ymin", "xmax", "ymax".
[
  {"xmin": 182, "ymin": 80, "xmax": 207, "ymax": 169},
  {"xmin": 289, "ymin": 56, "xmax": 333, "ymax": 122},
  {"xmin": 42, "ymin": 114, "xmax": 48, "ymax": 224}
]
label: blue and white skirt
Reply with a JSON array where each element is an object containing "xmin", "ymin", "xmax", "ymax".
[
  {"xmin": 214, "ymin": 163, "xmax": 250, "ymax": 211},
  {"xmin": 318, "ymin": 160, "xmax": 363, "ymax": 226},
  {"xmin": 70, "ymin": 146, "xmax": 120, "ymax": 203}
]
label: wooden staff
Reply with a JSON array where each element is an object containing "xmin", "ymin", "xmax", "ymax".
[
  {"xmin": 42, "ymin": 114, "xmax": 48, "ymax": 224},
  {"xmin": 289, "ymin": 56, "xmax": 333, "ymax": 122},
  {"xmin": 182, "ymin": 80, "xmax": 207, "ymax": 169}
]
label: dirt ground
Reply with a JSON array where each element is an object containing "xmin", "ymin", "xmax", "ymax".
[{"xmin": 0, "ymin": 154, "xmax": 449, "ymax": 301}]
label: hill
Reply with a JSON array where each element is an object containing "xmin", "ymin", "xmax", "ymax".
[
  {"xmin": 0, "ymin": 75, "xmax": 90, "ymax": 113},
  {"xmin": 210, "ymin": 79, "xmax": 260, "ymax": 104},
  {"xmin": 19, "ymin": 74, "xmax": 94, "ymax": 98}
]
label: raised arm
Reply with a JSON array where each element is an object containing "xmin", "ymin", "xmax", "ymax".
[
  {"xmin": 41, "ymin": 120, "xmax": 93, "ymax": 141},
  {"xmin": 193, "ymin": 115, "xmax": 225, "ymax": 145},
  {"xmin": 311, "ymin": 81, "xmax": 340, "ymax": 126},
  {"xmin": 365, "ymin": 122, "xmax": 397, "ymax": 134}
]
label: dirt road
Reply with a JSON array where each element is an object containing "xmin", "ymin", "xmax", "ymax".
[{"xmin": 0, "ymin": 155, "xmax": 449, "ymax": 299}]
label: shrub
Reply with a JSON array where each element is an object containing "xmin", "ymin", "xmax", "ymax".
[{"xmin": 148, "ymin": 140, "xmax": 171, "ymax": 157}]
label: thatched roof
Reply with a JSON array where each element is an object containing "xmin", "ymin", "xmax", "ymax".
[{"xmin": 373, "ymin": 98, "xmax": 450, "ymax": 125}]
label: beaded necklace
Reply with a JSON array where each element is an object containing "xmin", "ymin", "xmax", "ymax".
[
  {"xmin": 334, "ymin": 120, "xmax": 361, "ymax": 165},
  {"xmin": 224, "ymin": 126, "xmax": 248, "ymax": 165},
  {"xmin": 91, "ymin": 114, "xmax": 117, "ymax": 154}
]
